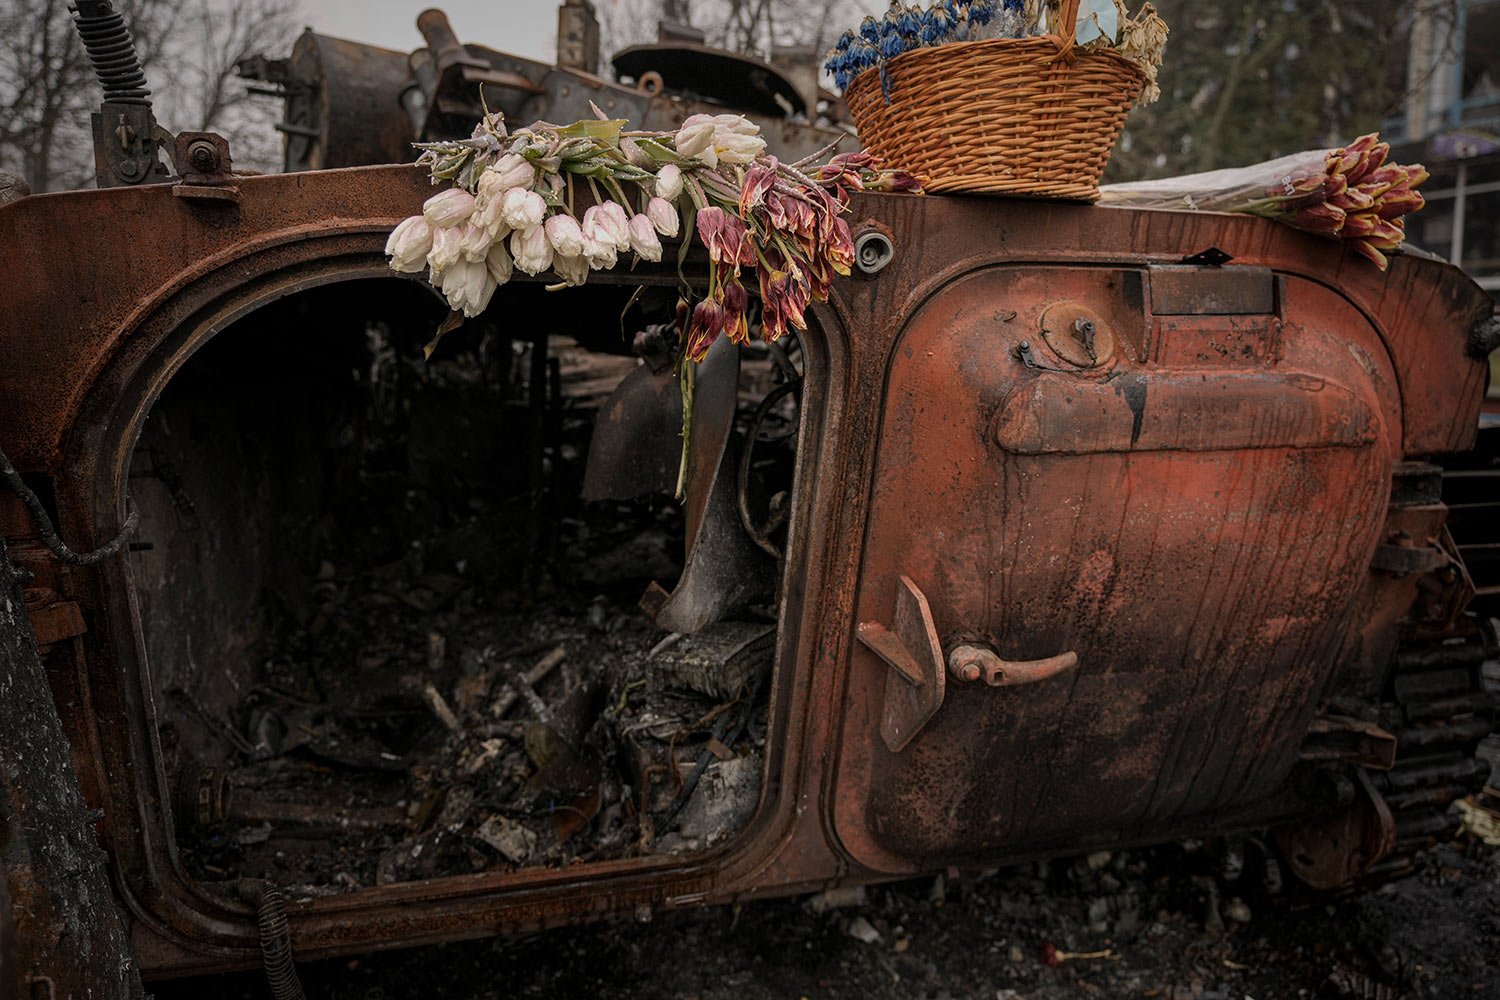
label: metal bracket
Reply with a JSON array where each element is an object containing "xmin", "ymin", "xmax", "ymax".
[
  {"xmin": 171, "ymin": 132, "xmax": 240, "ymax": 205},
  {"xmin": 91, "ymin": 102, "xmax": 171, "ymax": 188},
  {"xmin": 1015, "ymin": 340, "xmax": 1072, "ymax": 373},
  {"xmin": 857, "ymin": 575, "xmax": 946, "ymax": 752},
  {"xmin": 1038, "ymin": 301, "xmax": 1115, "ymax": 369}
]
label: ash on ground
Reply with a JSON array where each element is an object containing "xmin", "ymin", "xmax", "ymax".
[
  {"xmin": 176, "ymin": 579, "xmax": 772, "ymax": 891},
  {"xmin": 156, "ymin": 835, "xmax": 1500, "ymax": 999}
]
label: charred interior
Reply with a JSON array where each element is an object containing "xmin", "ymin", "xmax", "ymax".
[{"xmin": 126, "ymin": 275, "xmax": 804, "ymax": 889}]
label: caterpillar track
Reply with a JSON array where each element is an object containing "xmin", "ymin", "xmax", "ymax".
[
  {"xmin": 1356, "ymin": 425, "xmax": 1499, "ymax": 888},
  {"xmin": 1364, "ymin": 620, "xmax": 1497, "ymax": 884}
]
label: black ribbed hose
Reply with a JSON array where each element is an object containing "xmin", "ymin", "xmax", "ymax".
[
  {"xmin": 70, "ymin": 0, "xmax": 152, "ymax": 105},
  {"xmin": 236, "ymin": 880, "xmax": 308, "ymax": 1000}
]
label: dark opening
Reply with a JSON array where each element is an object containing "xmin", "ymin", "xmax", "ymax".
[{"xmin": 128, "ymin": 275, "xmax": 802, "ymax": 890}]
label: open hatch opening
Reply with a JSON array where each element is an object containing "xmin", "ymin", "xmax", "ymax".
[{"xmin": 126, "ymin": 275, "xmax": 804, "ymax": 891}]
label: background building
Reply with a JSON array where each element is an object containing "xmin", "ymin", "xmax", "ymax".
[
  {"xmin": 1387, "ymin": 0, "xmax": 1500, "ymax": 416},
  {"xmin": 1387, "ymin": 0, "xmax": 1500, "ymax": 299}
]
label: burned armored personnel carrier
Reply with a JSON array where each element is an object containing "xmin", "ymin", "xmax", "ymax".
[{"xmin": 0, "ymin": 2, "xmax": 1496, "ymax": 994}]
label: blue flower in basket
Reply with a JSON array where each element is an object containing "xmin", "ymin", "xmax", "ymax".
[
  {"xmin": 876, "ymin": 14, "xmax": 908, "ymax": 60},
  {"xmin": 825, "ymin": 36, "xmax": 876, "ymax": 91},
  {"xmin": 928, "ymin": 4, "xmax": 957, "ymax": 40},
  {"xmin": 851, "ymin": 38, "xmax": 878, "ymax": 74},
  {"xmin": 824, "ymin": 33, "xmax": 853, "ymax": 89},
  {"xmin": 875, "ymin": 14, "xmax": 908, "ymax": 99},
  {"xmin": 826, "ymin": 0, "xmax": 1035, "ymax": 96},
  {"xmin": 895, "ymin": 5, "xmax": 923, "ymax": 39},
  {"xmin": 919, "ymin": 12, "xmax": 944, "ymax": 45}
]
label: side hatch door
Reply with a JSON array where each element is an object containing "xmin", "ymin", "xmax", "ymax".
[{"xmin": 832, "ymin": 264, "xmax": 1398, "ymax": 873}]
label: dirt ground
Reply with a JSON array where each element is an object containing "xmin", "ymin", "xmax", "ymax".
[{"xmin": 152, "ymin": 836, "xmax": 1498, "ymax": 1000}]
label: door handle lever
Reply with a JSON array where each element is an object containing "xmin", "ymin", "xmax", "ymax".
[
  {"xmin": 947, "ymin": 644, "xmax": 1078, "ymax": 687},
  {"xmin": 856, "ymin": 575, "xmax": 946, "ymax": 752}
]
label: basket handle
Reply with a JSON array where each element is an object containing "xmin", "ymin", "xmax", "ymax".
[{"xmin": 1049, "ymin": 0, "xmax": 1083, "ymax": 64}]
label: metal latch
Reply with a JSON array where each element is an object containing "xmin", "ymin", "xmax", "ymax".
[{"xmin": 856, "ymin": 576, "xmax": 945, "ymax": 753}]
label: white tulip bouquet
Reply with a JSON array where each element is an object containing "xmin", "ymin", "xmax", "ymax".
[{"xmin": 385, "ymin": 108, "xmax": 920, "ymax": 362}]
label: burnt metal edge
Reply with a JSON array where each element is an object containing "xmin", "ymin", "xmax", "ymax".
[{"xmin": 54, "ymin": 227, "xmax": 857, "ymax": 974}]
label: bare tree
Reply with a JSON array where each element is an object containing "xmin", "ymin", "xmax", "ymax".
[
  {"xmin": 0, "ymin": 0, "xmax": 298, "ymax": 192},
  {"xmin": 0, "ymin": 0, "xmax": 94, "ymax": 192},
  {"xmin": 705, "ymin": 0, "xmax": 871, "ymax": 59},
  {"xmin": 157, "ymin": 0, "xmax": 300, "ymax": 170},
  {"xmin": 596, "ymin": 0, "xmax": 663, "ymax": 56},
  {"xmin": 596, "ymin": 0, "xmax": 877, "ymax": 69}
]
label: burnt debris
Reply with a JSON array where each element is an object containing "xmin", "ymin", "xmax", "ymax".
[{"xmin": 125, "ymin": 279, "xmax": 800, "ymax": 892}]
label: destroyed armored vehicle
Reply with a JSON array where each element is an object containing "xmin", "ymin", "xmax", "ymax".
[{"xmin": 0, "ymin": 2, "xmax": 1496, "ymax": 993}]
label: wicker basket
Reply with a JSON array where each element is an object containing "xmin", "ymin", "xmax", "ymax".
[{"xmin": 844, "ymin": 0, "xmax": 1146, "ymax": 200}]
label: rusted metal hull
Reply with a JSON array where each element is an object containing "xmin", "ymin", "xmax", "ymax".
[
  {"xmin": 0, "ymin": 167, "xmax": 1493, "ymax": 978},
  {"xmin": 257, "ymin": 23, "xmax": 847, "ymax": 175}
]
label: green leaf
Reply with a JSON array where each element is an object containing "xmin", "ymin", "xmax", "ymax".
[
  {"xmin": 556, "ymin": 119, "xmax": 628, "ymax": 144},
  {"xmin": 634, "ymin": 137, "xmax": 692, "ymax": 165},
  {"xmin": 560, "ymin": 156, "xmax": 612, "ymax": 177}
]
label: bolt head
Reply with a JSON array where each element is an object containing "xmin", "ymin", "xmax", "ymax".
[
  {"xmin": 187, "ymin": 140, "xmax": 219, "ymax": 171},
  {"xmin": 948, "ymin": 652, "xmax": 982, "ymax": 683}
]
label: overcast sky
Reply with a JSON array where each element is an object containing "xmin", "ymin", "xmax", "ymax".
[{"xmin": 300, "ymin": 1, "xmax": 593, "ymax": 63}]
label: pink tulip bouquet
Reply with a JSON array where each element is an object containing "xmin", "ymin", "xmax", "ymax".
[
  {"xmin": 1235, "ymin": 134, "xmax": 1428, "ymax": 271},
  {"xmin": 1099, "ymin": 133, "xmax": 1428, "ymax": 270},
  {"xmin": 385, "ymin": 109, "xmax": 921, "ymax": 361}
]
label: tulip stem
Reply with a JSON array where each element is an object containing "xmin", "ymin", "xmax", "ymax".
[
  {"xmin": 675, "ymin": 361, "xmax": 695, "ymax": 502},
  {"xmin": 603, "ymin": 175, "xmax": 633, "ymax": 211},
  {"xmin": 790, "ymin": 138, "xmax": 846, "ymax": 169}
]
